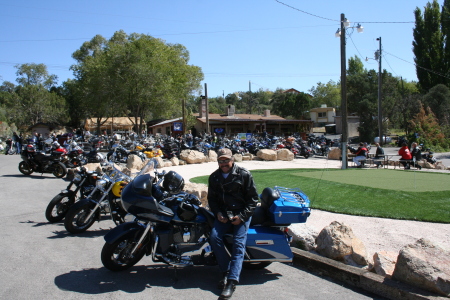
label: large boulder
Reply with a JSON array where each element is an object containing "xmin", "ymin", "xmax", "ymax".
[
  {"xmin": 208, "ymin": 150, "xmax": 218, "ymax": 162},
  {"xmin": 315, "ymin": 221, "xmax": 369, "ymax": 266},
  {"xmin": 84, "ymin": 163, "xmax": 102, "ymax": 173},
  {"xmin": 373, "ymin": 251, "xmax": 397, "ymax": 278},
  {"xmin": 328, "ymin": 148, "xmax": 341, "ymax": 160},
  {"xmin": 183, "ymin": 182, "xmax": 209, "ymax": 207},
  {"xmin": 233, "ymin": 153, "xmax": 243, "ymax": 162},
  {"xmin": 288, "ymin": 223, "xmax": 319, "ymax": 251},
  {"xmin": 170, "ymin": 156, "xmax": 179, "ymax": 166},
  {"xmin": 180, "ymin": 150, "xmax": 206, "ymax": 164},
  {"xmin": 392, "ymin": 238, "xmax": 450, "ymax": 297},
  {"xmin": 153, "ymin": 157, "xmax": 164, "ymax": 168},
  {"xmin": 242, "ymin": 153, "xmax": 254, "ymax": 161},
  {"xmin": 257, "ymin": 149, "xmax": 277, "ymax": 161},
  {"xmin": 126, "ymin": 154, "xmax": 145, "ymax": 170},
  {"xmin": 277, "ymin": 149, "xmax": 294, "ymax": 161}
]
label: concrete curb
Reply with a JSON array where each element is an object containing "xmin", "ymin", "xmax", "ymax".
[{"xmin": 291, "ymin": 248, "xmax": 447, "ymax": 300}]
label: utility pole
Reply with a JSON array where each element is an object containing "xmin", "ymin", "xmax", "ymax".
[
  {"xmin": 340, "ymin": 13, "xmax": 348, "ymax": 169},
  {"xmin": 205, "ymin": 83, "xmax": 209, "ymax": 135},
  {"xmin": 182, "ymin": 98, "xmax": 186, "ymax": 135},
  {"xmin": 376, "ymin": 37, "xmax": 383, "ymax": 146}
]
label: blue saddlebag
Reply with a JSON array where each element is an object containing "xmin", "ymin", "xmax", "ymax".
[
  {"xmin": 245, "ymin": 226, "xmax": 293, "ymax": 261},
  {"xmin": 268, "ymin": 187, "xmax": 311, "ymax": 224}
]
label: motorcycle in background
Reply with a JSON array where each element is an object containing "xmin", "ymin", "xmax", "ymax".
[
  {"xmin": 63, "ymin": 161, "xmax": 152, "ymax": 234},
  {"xmin": 45, "ymin": 167, "xmax": 99, "ymax": 223},
  {"xmin": 18, "ymin": 143, "xmax": 67, "ymax": 178}
]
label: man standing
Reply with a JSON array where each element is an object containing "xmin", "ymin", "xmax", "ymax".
[{"xmin": 208, "ymin": 148, "xmax": 258, "ymax": 299}]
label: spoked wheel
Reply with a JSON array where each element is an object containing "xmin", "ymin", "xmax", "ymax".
[
  {"xmin": 243, "ymin": 261, "xmax": 272, "ymax": 270},
  {"xmin": 18, "ymin": 161, "xmax": 33, "ymax": 175},
  {"xmin": 64, "ymin": 200, "xmax": 97, "ymax": 234},
  {"xmin": 101, "ymin": 234, "xmax": 146, "ymax": 271},
  {"xmin": 45, "ymin": 193, "xmax": 76, "ymax": 223},
  {"xmin": 52, "ymin": 162, "xmax": 67, "ymax": 178}
]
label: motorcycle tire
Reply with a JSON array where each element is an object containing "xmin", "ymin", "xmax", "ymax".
[
  {"xmin": 64, "ymin": 200, "xmax": 97, "ymax": 234},
  {"xmin": 18, "ymin": 161, "xmax": 33, "ymax": 175},
  {"xmin": 52, "ymin": 162, "xmax": 67, "ymax": 178},
  {"xmin": 303, "ymin": 154, "xmax": 309, "ymax": 159},
  {"xmin": 101, "ymin": 234, "xmax": 146, "ymax": 271},
  {"xmin": 243, "ymin": 261, "xmax": 272, "ymax": 270},
  {"xmin": 45, "ymin": 192, "xmax": 76, "ymax": 223}
]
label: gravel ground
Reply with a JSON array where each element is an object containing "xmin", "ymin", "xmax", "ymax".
[{"xmin": 163, "ymin": 154, "xmax": 450, "ymax": 259}]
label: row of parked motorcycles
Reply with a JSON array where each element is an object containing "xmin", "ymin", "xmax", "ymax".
[
  {"xmin": 18, "ymin": 138, "xmax": 106, "ymax": 178},
  {"xmin": 41, "ymin": 156, "xmax": 311, "ymax": 275}
]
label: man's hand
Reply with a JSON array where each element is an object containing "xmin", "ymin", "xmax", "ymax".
[
  {"xmin": 230, "ymin": 216, "xmax": 242, "ymax": 225},
  {"xmin": 217, "ymin": 212, "xmax": 228, "ymax": 223}
]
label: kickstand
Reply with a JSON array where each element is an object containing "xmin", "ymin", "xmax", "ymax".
[{"xmin": 172, "ymin": 266, "xmax": 179, "ymax": 283}]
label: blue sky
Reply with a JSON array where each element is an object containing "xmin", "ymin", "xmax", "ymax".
[{"xmin": 0, "ymin": 0, "xmax": 440, "ymax": 98}]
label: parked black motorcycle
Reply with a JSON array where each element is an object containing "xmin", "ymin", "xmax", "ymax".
[
  {"xmin": 107, "ymin": 144, "xmax": 146, "ymax": 163},
  {"xmin": 45, "ymin": 167, "xmax": 99, "ymax": 223},
  {"xmin": 18, "ymin": 144, "xmax": 67, "ymax": 178},
  {"xmin": 63, "ymin": 162, "xmax": 137, "ymax": 234}
]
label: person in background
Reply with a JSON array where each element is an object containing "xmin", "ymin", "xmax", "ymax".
[
  {"xmin": 373, "ymin": 142, "xmax": 384, "ymax": 168},
  {"xmin": 398, "ymin": 142, "xmax": 412, "ymax": 169},
  {"xmin": 12, "ymin": 132, "xmax": 20, "ymax": 154},
  {"xmin": 208, "ymin": 148, "xmax": 258, "ymax": 299},
  {"xmin": 185, "ymin": 130, "xmax": 193, "ymax": 148},
  {"xmin": 353, "ymin": 142, "xmax": 368, "ymax": 168},
  {"xmin": 410, "ymin": 142, "xmax": 422, "ymax": 170}
]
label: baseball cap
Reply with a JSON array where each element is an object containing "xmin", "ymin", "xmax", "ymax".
[{"xmin": 217, "ymin": 148, "xmax": 232, "ymax": 159}]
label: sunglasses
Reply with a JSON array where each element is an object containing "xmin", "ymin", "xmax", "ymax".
[{"xmin": 218, "ymin": 159, "xmax": 231, "ymax": 164}]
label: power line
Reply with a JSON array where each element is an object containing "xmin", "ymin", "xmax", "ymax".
[
  {"xmin": 274, "ymin": 0, "xmax": 414, "ymax": 24},
  {"xmin": 274, "ymin": 0, "xmax": 338, "ymax": 22},
  {"xmin": 384, "ymin": 50, "xmax": 450, "ymax": 80}
]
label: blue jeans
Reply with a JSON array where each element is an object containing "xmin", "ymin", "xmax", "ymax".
[{"xmin": 210, "ymin": 217, "xmax": 251, "ymax": 283}]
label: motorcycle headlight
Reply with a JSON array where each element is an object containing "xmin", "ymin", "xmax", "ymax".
[
  {"xmin": 96, "ymin": 179, "xmax": 107, "ymax": 190},
  {"xmin": 73, "ymin": 173, "xmax": 82, "ymax": 183}
]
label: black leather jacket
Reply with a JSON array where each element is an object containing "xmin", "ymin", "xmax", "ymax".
[{"xmin": 207, "ymin": 163, "xmax": 258, "ymax": 222}]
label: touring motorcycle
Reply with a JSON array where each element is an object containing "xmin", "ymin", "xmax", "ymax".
[
  {"xmin": 45, "ymin": 167, "xmax": 99, "ymax": 223},
  {"xmin": 100, "ymin": 161, "xmax": 311, "ymax": 272},
  {"xmin": 18, "ymin": 143, "xmax": 67, "ymax": 178}
]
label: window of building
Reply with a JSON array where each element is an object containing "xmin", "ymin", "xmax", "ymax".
[{"xmin": 318, "ymin": 112, "xmax": 327, "ymax": 118}]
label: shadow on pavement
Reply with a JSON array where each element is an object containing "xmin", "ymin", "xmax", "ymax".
[{"xmin": 54, "ymin": 265, "xmax": 281, "ymax": 296}]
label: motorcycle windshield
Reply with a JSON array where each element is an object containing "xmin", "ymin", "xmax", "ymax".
[{"xmin": 135, "ymin": 159, "xmax": 156, "ymax": 177}]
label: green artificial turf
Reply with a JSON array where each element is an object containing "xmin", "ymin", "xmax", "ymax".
[{"xmin": 190, "ymin": 169, "xmax": 450, "ymax": 223}]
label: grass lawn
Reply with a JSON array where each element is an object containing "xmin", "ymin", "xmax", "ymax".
[{"xmin": 190, "ymin": 169, "xmax": 450, "ymax": 223}]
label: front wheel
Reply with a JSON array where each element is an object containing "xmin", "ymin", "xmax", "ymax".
[
  {"xmin": 101, "ymin": 234, "xmax": 147, "ymax": 271},
  {"xmin": 19, "ymin": 161, "xmax": 33, "ymax": 175},
  {"xmin": 45, "ymin": 192, "xmax": 76, "ymax": 223},
  {"xmin": 52, "ymin": 162, "xmax": 67, "ymax": 178},
  {"xmin": 242, "ymin": 261, "xmax": 272, "ymax": 270},
  {"xmin": 64, "ymin": 200, "xmax": 97, "ymax": 234}
]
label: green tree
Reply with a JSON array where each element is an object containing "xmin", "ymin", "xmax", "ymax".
[
  {"xmin": 271, "ymin": 89, "xmax": 311, "ymax": 119},
  {"xmin": 308, "ymin": 80, "xmax": 340, "ymax": 109},
  {"xmin": 413, "ymin": 0, "xmax": 449, "ymax": 93},
  {"xmin": 70, "ymin": 31, "xmax": 203, "ymax": 134},
  {"xmin": 1, "ymin": 64, "xmax": 67, "ymax": 129},
  {"xmin": 422, "ymin": 83, "xmax": 450, "ymax": 126},
  {"xmin": 409, "ymin": 103, "xmax": 448, "ymax": 149}
]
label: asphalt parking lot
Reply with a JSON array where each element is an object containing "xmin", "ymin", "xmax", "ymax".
[{"xmin": 0, "ymin": 154, "xmax": 386, "ymax": 300}]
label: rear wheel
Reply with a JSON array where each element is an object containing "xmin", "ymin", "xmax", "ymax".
[
  {"xmin": 101, "ymin": 234, "xmax": 147, "ymax": 271},
  {"xmin": 64, "ymin": 200, "xmax": 97, "ymax": 234},
  {"xmin": 52, "ymin": 162, "xmax": 67, "ymax": 178},
  {"xmin": 18, "ymin": 161, "xmax": 33, "ymax": 175},
  {"xmin": 45, "ymin": 193, "xmax": 76, "ymax": 223},
  {"xmin": 243, "ymin": 261, "xmax": 272, "ymax": 270}
]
